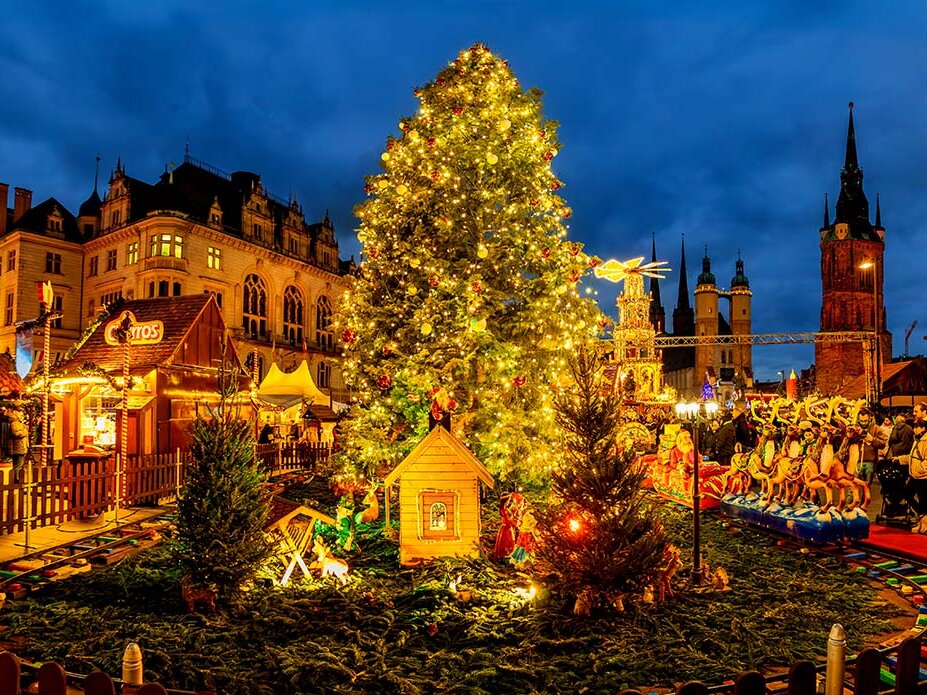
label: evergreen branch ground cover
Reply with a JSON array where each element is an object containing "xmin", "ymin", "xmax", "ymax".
[{"xmin": 0, "ymin": 484, "xmax": 903, "ymax": 694}]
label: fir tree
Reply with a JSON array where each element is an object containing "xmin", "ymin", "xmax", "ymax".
[
  {"xmin": 335, "ymin": 43, "xmax": 602, "ymax": 480},
  {"xmin": 536, "ymin": 346, "xmax": 669, "ymax": 613},
  {"xmin": 174, "ymin": 356, "xmax": 272, "ymax": 600}
]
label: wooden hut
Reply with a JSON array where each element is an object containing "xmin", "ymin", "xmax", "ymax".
[{"xmin": 383, "ymin": 425, "xmax": 494, "ymax": 566}]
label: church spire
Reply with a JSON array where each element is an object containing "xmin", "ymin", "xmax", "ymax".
[
  {"xmin": 93, "ymin": 154, "xmax": 100, "ymax": 195},
  {"xmin": 823, "ymin": 193, "xmax": 830, "ymax": 228},
  {"xmin": 834, "ymin": 101, "xmax": 871, "ymax": 232},
  {"xmin": 676, "ymin": 235, "xmax": 690, "ymax": 311},
  {"xmin": 875, "ymin": 193, "xmax": 882, "ymax": 228},
  {"xmin": 844, "ymin": 101, "xmax": 859, "ymax": 172},
  {"xmin": 648, "ymin": 232, "xmax": 666, "ymax": 333}
]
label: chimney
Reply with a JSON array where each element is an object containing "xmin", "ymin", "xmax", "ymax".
[
  {"xmin": 13, "ymin": 187, "xmax": 31, "ymax": 223},
  {"xmin": 0, "ymin": 183, "xmax": 7, "ymax": 237}
]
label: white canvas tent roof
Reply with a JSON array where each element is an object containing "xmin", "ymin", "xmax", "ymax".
[{"xmin": 256, "ymin": 360, "xmax": 327, "ymax": 408}]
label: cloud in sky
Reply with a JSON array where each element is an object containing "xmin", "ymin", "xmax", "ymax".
[{"xmin": 0, "ymin": 1, "xmax": 924, "ymax": 379}]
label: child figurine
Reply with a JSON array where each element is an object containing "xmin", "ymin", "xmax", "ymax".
[
  {"xmin": 492, "ymin": 492, "xmax": 525, "ymax": 561},
  {"xmin": 510, "ymin": 510, "xmax": 537, "ymax": 566}
]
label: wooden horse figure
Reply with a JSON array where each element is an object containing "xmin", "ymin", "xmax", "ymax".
[{"xmin": 657, "ymin": 544, "xmax": 684, "ymax": 603}]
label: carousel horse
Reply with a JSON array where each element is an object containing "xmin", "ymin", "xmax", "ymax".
[
  {"xmin": 765, "ymin": 424, "xmax": 805, "ymax": 506},
  {"xmin": 743, "ymin": 422, "xmax": 779, "ymax": 497},
  {"xmin": 826, "ymin": 424, "xmax": 872, "ymax": 511},
  {"xmin": 796, "ymin": 424, "xmax": 837, "ymax": 509}
]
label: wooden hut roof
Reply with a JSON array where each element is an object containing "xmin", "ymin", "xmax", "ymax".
[
  {"xmin": 383, "ymin": 425, "xmax": 495, "ymax": 489},
  {"xmin": 0, "ymin": 352, "xmax": 25, "ymax": 396}
]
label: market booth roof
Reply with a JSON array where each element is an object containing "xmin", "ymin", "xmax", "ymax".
[
  {"xmin": 257, "ymin": 360, "xmax": 326, "ymax": 408},
  {"xmin": 0, "ymin": 352, "xmax": 25, "ymax": 396},
  {"xmin": 55, "ymin": 295, "xmax": 244, "ymax": 379}
]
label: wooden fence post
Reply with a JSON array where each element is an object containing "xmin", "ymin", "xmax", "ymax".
[
  {"xmin": 676, "ymin": 682, "xmax": 709, "ymax": 695},
  {"xmin": 788, "ymin": 659, "xmax": 817, "ymax": 695},
  {"xmin": 733, "ymin": 671, "xmax": 764, "ymax": 695},
  {"xmin": 175, "ymin": 449, "xmax": 183, "ymax": 501},
  {"xmin": 894, "ymin": 634, "xmax": 921, "ymax": 695},
  {"xmin": 136, "ymin": 684, "xmax": 168, "ymax": 695},
  {"xmin": 0, "ymin": 651, "xmax": 20, "ymax": 694},
  {"xmin": 36, "ymin": 661, "xmax": 66, "ymax": 695},
  {"xmin": 854, "ymin": 647, "xmax": 881, "ymax": 695},
  {"xmin": 84, "ymin": 670, "xmax": 116, "ymax": 695}
]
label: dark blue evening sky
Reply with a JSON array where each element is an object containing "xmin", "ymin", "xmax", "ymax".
[{"xmin": 1, "ymin": 1, "xmax": 924, "ymax": 380}]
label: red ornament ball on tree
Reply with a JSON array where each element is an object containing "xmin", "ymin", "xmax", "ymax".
[
  {"xmin": 341, "ymin": 328, "xmax": 357, "ymax": 344},
  {"xmin": 428, "ymin": 275, "xmax": 440, "ymax": 288},
  {"xmin": 453, "ymin": 106, "xmax": 463, "ymax": 116},
  {"xmin": 540, "ymin": 247, "xmax": 551, "ymax": 259},
  {"xmin": 512, "ymin": 375, "xmax": 527, "ymax": 388},
  {"xmin": 376, "ymin": 374, "xmax": 393, "ymax": 391}
]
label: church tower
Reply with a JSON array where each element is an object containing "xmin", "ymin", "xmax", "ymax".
[
  {"xmin": 648, "ymin": 234, "xmax": 666, "ymax": 333},
  {"xmin": 672, "ymin": 236, "xmax": 694, "ymax": 336},
  {"xmin": 729, "ymin": 256, "xmax": 752, "ymax": 383},
  {"xmin": 694, "ymin": 248, "xmax": 719, "ymax": 388},
  {"xmin": 816, "ymin": 103, "xmax": 891, "ymax": 395}
]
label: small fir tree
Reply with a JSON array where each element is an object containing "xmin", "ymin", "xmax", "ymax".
[
  {"xmin": 536, "ymin": 346, "xmax": 669, "ymax": 613},
  {"xmin": 174, "ymin": 354, "xmax": 272, "ymax": 600},
  {"xmin": 334, "ymin": 43, "xmax": 603, "ymax": 481}
]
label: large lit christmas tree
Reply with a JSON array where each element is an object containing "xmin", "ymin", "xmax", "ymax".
[{"xmin": 335, "ymin": 43, "xmax": 603, "ymax": 480}]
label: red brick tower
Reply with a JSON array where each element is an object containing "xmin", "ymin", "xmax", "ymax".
[{"xmin": 815, "ymin": 103, "xmax": 891, "ymax": 395}]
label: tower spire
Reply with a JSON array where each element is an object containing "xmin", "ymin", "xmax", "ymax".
[
  {"xmin": 834, "ymin": 101, "xmax": 870, "ymax": 232},
  {"xmin": 648, "ymin": 232, "xmax": 666, "ymax": 333},
  {"xmin": 823, "ymin": 193, "xmax": 830, "ymax": 228},
  {"xmin": 676, "ymin": 235, "xmax": 690, "ymax": 311},
  {"xmin": 844, "ymin": 101, "xmax": 859, "ymax": 172},
  {"xmin": 875, "ymin": 193, "xmax": 882, "ymax": 228},
  {"xmin": 93, "ymin": 155, "xmax": 100, "ymax": 195}
]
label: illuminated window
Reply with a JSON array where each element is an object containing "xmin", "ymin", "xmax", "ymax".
[
  {"xmin": 315, "ymin": 296, "xmax": 333, "ymax": 350},
  {"xmin": 283, "ymin": 285, "xmax": 303, "ymax": 345},
  {"xmin": 429, "ymin": 502, "xmax": 448, "ymax": 531},
  {"xmin": 242, "ymin": 274, "xmax": 267, "ymax": 338},
  {"xmin": 126, "ymin": 242, "xmax": 138, "ymax": 265},
  {"xmin": 149, "ymin": 233, "xmax": 183, "ymax": 258},
  {"xmin": 207, "ymin": 246, "xmax": 221, "ymax": 270}
]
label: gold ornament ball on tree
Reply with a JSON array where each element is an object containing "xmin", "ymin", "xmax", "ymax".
[
  {"xmin": 396, "ymin": 184, "xmax": 408, "ymax": 195},
  {"xmin": 421, "ymin": 322, "xmax": 433, "ymax": 336},
  {"xmin": 499, "ymin": 118, "xmax": 511, "ymax": 132},
  {"xmin": 477, "ymin": 245, "xmax": 489, "ymax": 259},
  {"xmin": 486, "ymin": 152, "xmax": 498, "ymax": 165},
  {"xmin": 469, "ymin": 317, "xmax": 487, "ymax": 333}
]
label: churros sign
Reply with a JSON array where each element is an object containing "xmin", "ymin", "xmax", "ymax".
[{"xmin": 104, "ymin": 311, "xmax": 164, "ymax": 346}]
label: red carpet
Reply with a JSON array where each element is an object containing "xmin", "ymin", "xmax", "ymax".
[{"xmin": 855, "ymin": 523, "xmax": 927, "ymax": 564}]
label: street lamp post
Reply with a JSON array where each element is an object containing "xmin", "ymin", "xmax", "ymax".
[
  {"xmin": 859, "ymin": 259, "xmax": 880, "ymax": 404},
  {"xmin": 675, "ymin": 399, "xmax": 718, "ymax": 586}
]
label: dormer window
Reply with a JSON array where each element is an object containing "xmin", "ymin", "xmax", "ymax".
[
  {"xmin": 253, "ymin": 224, "xmax": 263, "ymax": 241},
  {"xmin": 47, "ymin": 217, "xmax": 62, "ymax": 233},
  {"xmin": 111, "ymin": 209, "xmax": 121, "ymax": 228}
]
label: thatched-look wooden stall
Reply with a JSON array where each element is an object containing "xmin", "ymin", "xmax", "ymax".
[{"xmin": 384, "ymin": 425, "xmax": 494, "ymax": 566}]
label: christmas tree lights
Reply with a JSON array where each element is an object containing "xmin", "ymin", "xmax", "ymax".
[{"xmin": 334, "ymin": 43, "xmax": 603, "ymax": 479}]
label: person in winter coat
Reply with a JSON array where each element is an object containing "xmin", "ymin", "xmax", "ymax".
[
  {"xmin": 895, "ymin": 420, "xmax": 927, "ymax": 533},
  {"xmin": 9, "ymin": 410, "xmax": 29, "ymax": 485}
]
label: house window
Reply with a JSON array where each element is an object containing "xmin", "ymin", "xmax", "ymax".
[
  {"xmin": 429, "ymin": 502, "xmax": 448, "ymax": 531},
  {"xmin": 317, "ymin": 361, "xmax": 330, "ymax": 389},
  {"xmin": 149, "ymin": 233, "xmax": 184, "ymax": 258},
  {"xmin": 204, "ymin": 290, "xmax": 223, "ymax": 307},
  {"xmin": 242, "ymin": 273, "xmax": 267, "ymax": 338},
  {"xmin": 173, "ymin": 281, "xmax": 182, "ymax": 296},
  {"xmin": 101, "ymin": 291, "xmax": 122, "ymax": 307},
  {"xmin": 283, "ymin": 285, "xmax": 304, "ymax": 345},
  {"xmin": 253, "ymin": 223, "xmax": 263, "ymax": 241},
  {"xmin": 111, "ymin": 209, "xmax": 121, "ymax": 227},
  {"xmin": 126, "ymin": 242, "xmax": 138, "ymax": 265},
  {"xmin": 4, "ymin": 292, "xmax": 13, "ymax": 325},
  {"xmin": 289, "ymin": 237, "xmax": 299, "ymax": 254},
  {"xmin": 88, "ymin": 256, "xmax": 99, "ymax": 277},
  {"xmin": 51, "ymin": 296, "xmax": 62, "ymax": 329},
  {"xmin": 45, "ymin": 252, "xmax": 62, "ymax": 274},
  {"xmin": 244, "ymin": 352, "xmax": 265, "ymax": 381},
  {"xmin": 315, "ymin": 296, "xmax": 333, "ymax": 350},
  {"xmin": 106, "ymin": 249, "xmax": 117, "ymax": 271},
  {"xmin": 207, "ymin": 246, "xmax": 221, "ymax": 270},
  {"xmin": 419, "ymin": 491, "xmax": 458, "ymax": 539},
  {"xmin": 7, "ymin": 250, "xmax": 15, "ymax": 272}
]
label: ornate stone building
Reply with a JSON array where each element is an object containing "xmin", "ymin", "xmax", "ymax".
[
  {"xmin": 0, "ymin": 154, "xmax": 353, "ymax": 400},
  {"xmin": 816, "ymin": 103, "xmax": 891, "ymax": 395}
]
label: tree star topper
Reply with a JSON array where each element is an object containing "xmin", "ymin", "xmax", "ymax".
[{"xmin": 594, "ymin": 257, "xmax": 671, "ymax": 284}]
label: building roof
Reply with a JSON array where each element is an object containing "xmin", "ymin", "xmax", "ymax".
[
  {"xmin": 383, "ymin": 425, "xmax": 495, "ymax": 488},
  {"xmin": 56, "ymin": 294, "xmax": 223, "ymax": 377},
  {"xmin": 0, "ymin": 352, "xmax": 25, "ymax": 396},
  {"xmin": 8, "ymin": 197, "xmax": 83, "ymax": 243},
  {"xmin": 78, "ymin": 189, "xmax": 102, "ymax": 218},
  {"xmin": 840, "ymin": 359, "xmax": 927, "ymax": 401}
]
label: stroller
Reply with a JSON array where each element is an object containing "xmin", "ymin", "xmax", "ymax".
[{"xmin": 875, "ymin": 458, "xmax": 912, "ymax": 527}]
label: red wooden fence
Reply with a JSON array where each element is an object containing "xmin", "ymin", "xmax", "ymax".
[{"xmin": 0, "ymin": 634, "xmax": 921, "ymax": 694}]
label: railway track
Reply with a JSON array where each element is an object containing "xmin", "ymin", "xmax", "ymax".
[{"xmin": 0, "ymin": 509, "xmax": 175, "ymax": 597}]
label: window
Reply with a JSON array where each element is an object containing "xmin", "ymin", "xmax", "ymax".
[
  {"xmin": 158, "ymin": 280, "xmax": 169, "ymax": 297},
  {"xmin": 283, "ymin": 286, "xmax": 304, "ymax": 345},
  {"xmin": 315, "ymin": 296, "xmax": 333, "ymax": 350},
  {"xmin": 106, "ymin": 249, "xmax": 117, "ymax": 271},
  {"xmin": 253, "ymin": 223, "xmax": 263, "ymax": 241},
  {"xmin": 87, "ymin": 299, "xmax": 95, "ymax": 316},
  {"xmin": 288, "ymin": 237, "xmax": 299, "ymax": 254},
  {"xmin": 111, "ymin": 209, "xmax": 121, "ymax": 227},
  {"xmin": 4, "ymin": 292, "xmax": 13, "ymax": 325},
  {"xmin": 83, "ymin": 223, "xmax": 94, "ymax": 237},
  {"xmin": 204, "ymin": 290, "xmax": 223, "ymax": 307},
  {"xmin": 7, "ymin": 250, "xmax": 15, "ymax": 272},
  {"xmin": 51, "ymin": 296, "xmax": 62, "ymax": 329},
  {"xmin": 126, "ymin": 242, "xmax": 138, "ymax": 265},
  {"xmin": 173, "ymin": 281, "xmax": 181, "ymax": 296},
  {"xmin": 244, "ymin": 352, "xmax": 265, "ymax": 381},
  {"xmin": 207, "ymin": 246, "xmax": 221, "ymax": 270},
  {"xmin": 242, "ymin": 273, "xmax": 267, "ymax": 338},
  {"xmin": 48, "ymin": 218, "xmax": 62, "ymax": 232},
  {"xmin": 429, "ymin": 502, "xmax": 448, "ymax": 531},
  {"xmin": 149, "ymin": 233, "xmax": 184, "ymax": 258},
  {"xmin": 45, "ymin": 252, "xmax": 62, "ymax": 274},
  {"xmin": 88, "ymin": 256, "xmax": 99, "ymax": 277},
  {"xmin": 317, "ymin": 361, "xmax": 330, "ymax": 389},
  {"xmin": 101, "ymin": 291, "xmax": 122, "ymax": 307}
]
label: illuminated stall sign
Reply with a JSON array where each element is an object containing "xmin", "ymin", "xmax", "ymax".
[{"xmin": 104, "ymin": 311, "xmax": 164, "ymax": 346}]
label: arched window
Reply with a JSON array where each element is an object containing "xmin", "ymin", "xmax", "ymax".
[
  {"xmin": 283, "ymin": 286, "xmax": 304, "ymax": 346},
  {"xmin": 242, "ymin": 274, "xmax": 267, "ymax": 338},
  {"xmin": 429, "ymin": 502, "xmax": 448, "ymax": 531},
  {"xmin": 316, "ymin": 296, "xmax": 333, "ymax": 350},
  {"xmin": 317, "ymin": 361, "xmax": 330, "ymax": 389},
  {"xmin": 244, "ymin": 352, "xmax": 265, "ymax": 382}
]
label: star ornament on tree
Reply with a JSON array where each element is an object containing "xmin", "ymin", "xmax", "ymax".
[{"xmin": 593, "ymin": 257, "xmax": 671, "ymax": 284}]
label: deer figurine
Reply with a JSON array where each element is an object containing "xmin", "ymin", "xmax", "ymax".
[{"xmin": 311, "ymin": 536, "xmax": 350, "ymax": 586}]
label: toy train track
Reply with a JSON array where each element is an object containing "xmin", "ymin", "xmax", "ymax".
[{"xmin": 0, "ymin": 510, "xmax": 175, "ymax": 596}]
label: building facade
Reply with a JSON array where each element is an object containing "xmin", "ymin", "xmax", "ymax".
[
  {"xmin": 816, "ymin": 103, "xmax": 891, "ymax": 395},
  {"xmin": 0, "ymin": 154, "xmax": 354, "ymax": 401}
]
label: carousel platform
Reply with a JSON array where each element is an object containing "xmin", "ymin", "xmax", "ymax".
[{"xmin": 854, "ymin": 523, "xmax": 927, "ymax": 565}]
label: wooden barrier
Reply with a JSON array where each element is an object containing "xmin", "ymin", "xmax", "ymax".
[{"xmin": 0, "ymin": 635, "xmax": 921, "ymax": 694}]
